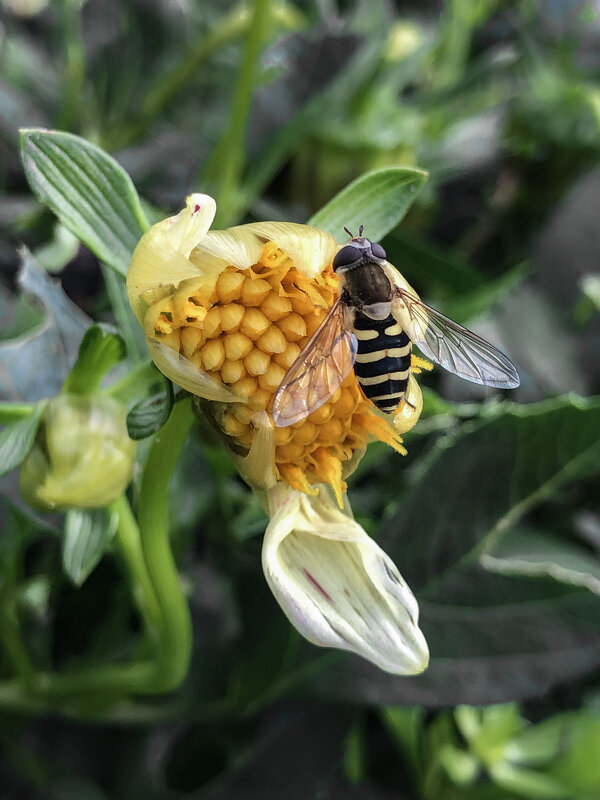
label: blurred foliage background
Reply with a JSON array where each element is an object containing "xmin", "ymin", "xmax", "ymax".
[{"xmin": 2, "ymin": 0, "xmax": 600, "ymax": 798}]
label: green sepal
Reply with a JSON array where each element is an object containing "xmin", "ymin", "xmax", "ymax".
[{"xmin": 63, "ymin": 324, "xmax": 127, "ymax": 396}]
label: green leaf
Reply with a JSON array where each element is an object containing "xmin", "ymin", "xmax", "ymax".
[
  {"xmin": 0, "ymin": 249, "xmax": 90, "ymax": 402},
  {"xmin": 381, "ymin": 396, "xmax": 600, "ymax": 592},
  {"xmin": 308, "ymin": 166, "xmax": 428, "ymax": 242},
  {"xmin": 63, "ymin": 324, "xmax": 127, "ymax": 396},
  {"xmin": 489, "ymin": 762, "xmax": 568, "ymax": 800},
  {"xmin": 444, "ymin": 263, "xmax": 529, "ymax": 324},
  {"xmin": 126, "ymin": 377, "xmax": 174, "ymax": 439},
  {"xmin": 509, "ymin": 711, "xmax": 600, "ymax": 797},
  {"xmin": 385, "ymin": 228, "xmax": 484, "ymax": 296},
  {"xmin": 20, "ymin": 129, "xmax": 147, "ymax": 276},
  {"xmin": 0, "ymin": 403, "xmax": 45, "ymax": 477},
  {"xmin": 62, "ymin": 507, "xmax": 118, "ymax": 586},
  {"xmin": 482, "ymin": 526, "xmax": 600, "ymax": 596},
  {"xmin": 309, "ymin": 396, "xmax": 600, "ymax": 707}
]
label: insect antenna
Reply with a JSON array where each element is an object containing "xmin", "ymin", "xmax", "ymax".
[
  {"xmin": 358, "ymin": 224, "xmax": 364, "ymax": 236},
  {"xmin": 343, "ymin": 226, "xmax": 353, "ymax": 238}
]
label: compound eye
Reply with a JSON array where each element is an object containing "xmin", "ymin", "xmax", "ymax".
[
  {"xmin": 333, "ymin": 244, "xmax": 361, "ymax": 270},
  {"xmin": 370, "ymin": 241, "xmax": 386, "ymax": 259}
]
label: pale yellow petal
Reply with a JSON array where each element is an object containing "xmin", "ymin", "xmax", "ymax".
[
  {"xmin": 147, "ymin": 338, "xmax": 239, "ymax": 402},
  {"xmin": 193, "ymin": 227, "xmax": 265, "ymax": 270},
  {"xmin": 238, "ymin": 222, "xmax": 339, "ymax": 278},
  {"xmin": 262, "ymin": 485, "xmax": 429, "ymax": 675},
  {"xmin": 127, "ymin": 194, "xmax": 220, "ymax": 322},
  {"xmin": 232, "ymin": 410, "xmax": 278, "ymax": 490},
  {"xmin": 393, "ymin": 375, "xmax": 423, "ymax": 434}
]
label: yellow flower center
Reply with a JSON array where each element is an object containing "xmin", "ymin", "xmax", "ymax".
[{"xmin": 143, "ymin": 241, "xmax": 415, "ymax": 503}]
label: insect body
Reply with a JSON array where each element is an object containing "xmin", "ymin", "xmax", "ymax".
[{"xmin": 272, "ymin": 228, "xmax": 520, "ymax": 427}]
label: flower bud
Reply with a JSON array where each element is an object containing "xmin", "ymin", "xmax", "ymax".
[{"xmin": 20, "ymin": 395, "xmax": 136, "ymax": 510}]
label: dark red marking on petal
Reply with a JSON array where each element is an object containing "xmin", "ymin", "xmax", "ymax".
[
  {"xmin": 303, "ymin": 568, "xmax": 334, "ymax": 603},
  {"xmin": 193, "ymin": 204, "xmax": 201, "ymax": 214}
]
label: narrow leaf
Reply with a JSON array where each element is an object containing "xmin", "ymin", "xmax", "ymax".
[
  {"xmin": 62, "ymin": 507, "xmax": 118, "ymax": 586},
  {"xmin": 482, "ymin": 526, "xmax": 600, "ymax": 596},
  {"xmin": 308, "ymin": 167, "xmax": 428, "ymax": 243},
  {"xmin": 0, "ymin": 403, "xmax": 45, "ymax": 477},
  {"xmin": 20, "ymin": 129, "xmax": 147, "ymax": 276},
  {"xmin": 63, "ymin": 324, "xmax": 126, "ymax": 396},
  {"xmin": 126, "ymin": 378, "xmax": 174, "ymax": 439}
]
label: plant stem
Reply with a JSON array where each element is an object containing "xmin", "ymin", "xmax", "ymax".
[
  {"xmin": 0, "ymin": 603, "xmax": 37, "ymax": 695},
  {"xmin": 137, "ymin": 398, "xmax": 194, "ymax": 690},
  {"xmin": 57, "ymin": 0, "xmax": 87, "ymax": 130},
  {"xmin": 110, "ymin": 495, "xmax": 162, "ymax": 636},
  {"xmin": 0, "ymin": 402, "xmax": 37, "ymax": 422},
  {"xmin": 202, "ymin": 0, "xmax": 273, "ymax": 227}
]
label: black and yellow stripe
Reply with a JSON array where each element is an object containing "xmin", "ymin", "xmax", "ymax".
[{"xmin": 353, "ymin": 312, "xmax": 411, "ymax": 413}]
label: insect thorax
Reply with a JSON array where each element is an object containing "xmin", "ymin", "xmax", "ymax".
[{"xmin": 341, "ymin": 260, "xmax": 393, "ymax": 310}]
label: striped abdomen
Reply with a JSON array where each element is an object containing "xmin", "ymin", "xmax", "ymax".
[{"xmin": 352, "ymin": 312, "xmax": 412, "ymax": 413}]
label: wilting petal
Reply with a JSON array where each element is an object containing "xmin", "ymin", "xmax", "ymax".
[
  {"xmin": 241, "ymin": 222, "xmax": 339, "ymax": 278},
  {"xmin": 262, "ymin": 485, "xmax": 429, "ymax": 674}
]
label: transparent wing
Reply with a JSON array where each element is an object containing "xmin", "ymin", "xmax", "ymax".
[
  {"xmin": 393, "ymin": 288, "xmax": 520, "ymax": 388},
  {"xmin": 272, "ymin": 297, "xmax": 358, "ymax": 427}
]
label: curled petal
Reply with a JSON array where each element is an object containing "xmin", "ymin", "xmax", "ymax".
[
  {"xmin": 127, "ymin": 194, "xmax": 221, "ymax": 321},
  {"xmin": 393, "ymin": 374, "xmax": 423, "ymax": 433},
  {"xmin": 241, "ymin": 222, "xmax": 339, "ymax": 278},
  {"xmin": 232, "ymin": 411, "xmax": 278, "ymax": 490},
  {"xmin": 166, "ymin": 193, "xmax": 216, "ymax": 258},
  {"xmin": 147, "ymin": 339, "xmax": 239, "ymax": 402},
  {"xmin": 262, "ymin": 485, "xmax": 429, "ymax": 675}
]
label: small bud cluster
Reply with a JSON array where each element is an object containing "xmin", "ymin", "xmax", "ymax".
[{"xmin": 144, "ymin": 242, "xmax": 406, "ymax": 501}]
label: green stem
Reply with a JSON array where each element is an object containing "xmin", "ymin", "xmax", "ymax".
[
  {"xmin": 203, "ymin": 0, "xmax": 273, "ymax": 227},
  {"xmin": 110, "ymin": 495, "xmax": 162, "ymax": 636},
  {"xmin": 0, "ymin": 602, "xmax": 37, "ymax": 695},
  {"xmin": 0, "ymin": 402, "xmax": 37, "ymax": 423},
  {"xmin": 56, "ymin": 0, "xmax": 87, "ymax": 130},
  {"xmin": 137, "ymin": 399, "xmax": 194, "ymax": 690}
]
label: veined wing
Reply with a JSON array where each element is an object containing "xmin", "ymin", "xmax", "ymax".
[
  {"xmin": 272, "ymin": 297, "xmax": 358, "ymax": 427},
  {"xmin": 393, "ymin": 287, "xmax": 520, "ymax": 389}
]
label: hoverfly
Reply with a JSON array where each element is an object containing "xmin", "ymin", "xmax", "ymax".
[{"xmin": 272, "ymin": 227, "xmax": 520, "ymax": 427}]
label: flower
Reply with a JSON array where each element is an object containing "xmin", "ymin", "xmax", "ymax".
[
  {"xmin": 20, "ymin": 394, "xmax": 136, "ymax": 510},
  {"xmin": 262, "ymin": 484, "xmax": 428, "ymax": 674},
  {"xmin": 126, "ymin": 193, "xmax": 430, "ymax": 504},
  {"xmin": 127, "ymin": 193, "xmax": 430, "ymax": 674}
]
